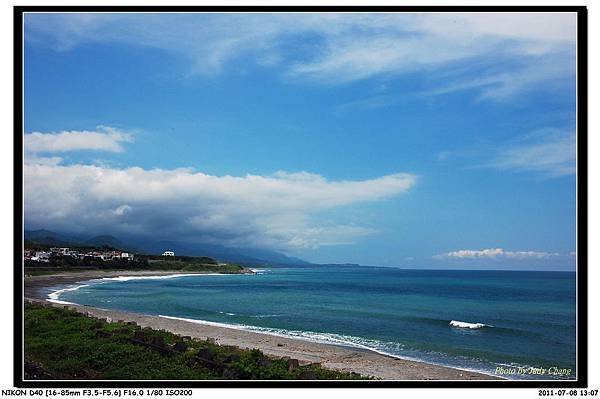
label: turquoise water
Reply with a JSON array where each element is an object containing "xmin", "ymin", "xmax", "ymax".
[{"xmin": 51, "ymin": 266, "xmax": 577, "ymax": 380}]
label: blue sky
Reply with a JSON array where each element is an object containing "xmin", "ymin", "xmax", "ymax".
[{"xmin": 23, "ymin": 12, "xmax": 577, "ymax": 270}]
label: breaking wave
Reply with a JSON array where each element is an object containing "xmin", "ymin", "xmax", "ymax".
[
  {"xmin": 156, "ymin": 314, "xmax": 493, "ymax": 377},
  {"xmin": 47, "ymin": 273, "xmax": 233, "ymax": 303},
  {"xmin": 449, "ymin": 320, "xmax": 493, "ymax": 329},
  {"xmin": 99, "ymin": 273, "xmax": 225, "ymax": 282},
  {"xmin": 249, "ymin": 269, "xmax": 270, "ymax": 275},
  {"xmin": 47, "ymin": 284, "xmax": 90, "ymax": 304}
]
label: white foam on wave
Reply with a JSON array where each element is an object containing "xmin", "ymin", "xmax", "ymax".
[
  {"xmin": 47, "ymin": 284, "xmax": 90, "ymax": 304},
  {"xmin": 158, "ymin": 314, "xmax": 394, "ymax": 351},
  {"xmin": 449, "ymin": 320, "xmax": 492, "ymax": 329},
  {"xmin": 249, "ymin": 269, "xmax": 270, "ymax": 274},
  {"xmin": 251, "ymin": 314, "xmax": 281, "ymax": 318},
  {"xmin": 157, "ymin": 314, "xmax": 498, "ymax": 377},
  {"xmin": 47, "ymin": 273, "xmax": 232, "ymax": 303},
  {"xmin": 99, "ymin": 273, "xmax": 225, "ymax": 282}
]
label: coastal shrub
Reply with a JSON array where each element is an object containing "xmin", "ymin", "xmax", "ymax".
[
  {"xmin": 24, "ymin": 252, "xmax": 246, "ymax": 275},
  {"xmin": 24, "ymin": 303, "xmax": 368, "ymax": 380}
]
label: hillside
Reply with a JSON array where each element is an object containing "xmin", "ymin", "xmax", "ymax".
[{"xmin": 24, "ymin": 229, "xmax": 310, "ymax": 266}]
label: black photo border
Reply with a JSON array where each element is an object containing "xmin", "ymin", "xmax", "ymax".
[{"xmin": 13, "ymin": 5, "xmax": 588, "ymax": 389}]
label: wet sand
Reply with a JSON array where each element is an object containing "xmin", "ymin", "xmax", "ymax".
[{"xmin": 24, "ymin": 271, "xmax": 501, "ymax": 380}]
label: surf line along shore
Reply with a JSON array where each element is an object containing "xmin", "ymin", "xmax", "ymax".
[{"xmin": 24, "ymin": 271, "xmax": 500, "ymax": 380}]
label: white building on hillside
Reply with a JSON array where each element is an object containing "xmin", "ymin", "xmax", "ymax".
[
  {"xmin": 32, "ymin": 251, "xmax": 50, "ymax": 262},
  {"xmin": 50, "ymin": 247, "xmax": 70, "ymax": 255},
  {"xmin": 162, "ymin": 251, "xmax": 175, "ymax": 256}
]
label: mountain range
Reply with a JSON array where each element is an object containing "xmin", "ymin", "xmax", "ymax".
[{"xmin": 24, "ymin": 229, "xmax": 310, "ymax": 266}]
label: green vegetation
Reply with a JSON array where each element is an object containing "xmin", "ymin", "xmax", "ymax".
[
  {"xmin": 146, "ymin": 257, "xmax": 244, "ymax": 274},
  {"xmin": 25, "ymin": 269, "xmax": 110, "ymax": 276},
  {"xmin": 25, "ymin": 252, "xmax": 247, "ymax": 275},
  {"xmin": 24, "ymin": 303, "xmax": 366, "ymax": 380},
  {"xmin": 25, "ymin": 256, "xmax": 148, "ymax": 270}
]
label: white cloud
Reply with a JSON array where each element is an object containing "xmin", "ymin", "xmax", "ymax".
[
  {"xmin": 423, "ymin": 53, "xmax": 574, "ymax": 101},
  {"xmin": 433, "ymin": 248, "xmax": 566, "ymax": 260},
  {"xmin": 419, "ymin": 13, "xmax": 575, "ymax": 43},
  {"xmin": 24, "ymin": 13, "xmax": 576, "ymax": 97},
  {"xmin": 24, "ymin": 160, "xmax": 416, "ymax": 250},
  {"xmin": 112, "ymin": 204, "xmax": 132, "ymax": 216},
  {"xmin": 488, "ymin": 129, "xmax": 575, "ymax": 177},
  {"xmin": 25, "ymin": 126, "xmax": 133, "ymax": 153},
  {"xmin": 288, "ymin": 13, "xmax": 575, "ymax": 86},
  {"xmin": 24, "ymin": 156, "xmax": 63, "ymax": 166}
]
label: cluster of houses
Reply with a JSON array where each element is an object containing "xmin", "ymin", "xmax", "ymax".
[{"xmin": 24, "ymin": 247, "xmax": 135, "ymax": 262}]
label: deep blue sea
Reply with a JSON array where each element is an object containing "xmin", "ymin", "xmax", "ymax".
[{"xmin": 49, "ymin": 266, "xmax": 577, "ymax": 379}]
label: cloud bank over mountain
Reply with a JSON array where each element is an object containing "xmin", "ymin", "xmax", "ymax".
[{"xmin": 24, "ymin": 129, "xmax": 416, "ymax": 250}]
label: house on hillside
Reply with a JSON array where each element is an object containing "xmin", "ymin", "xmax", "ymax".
[
  {"xmin": 32, "ymin": 251, "xmax": 50, "ymax": 262},
  {"xmin": 121, "ymin": 252, "xmax": 134, "ymax": 260},
  {"xmin": 49, "ymin": 247, "xmax": 70, "ymax": 255},
  {"xmin": 162, "ymin": 251, "xmax": 175, "ymax": 257}
]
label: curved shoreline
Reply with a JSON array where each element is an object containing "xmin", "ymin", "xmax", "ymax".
[{"xmin": 24, "ymin": 271, "xmax": 501, "ymax": 381}]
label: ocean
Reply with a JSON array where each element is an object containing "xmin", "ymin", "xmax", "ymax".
[{"xmin": 49, "ymin": 266, "xmax": 577, "ymax": 380}]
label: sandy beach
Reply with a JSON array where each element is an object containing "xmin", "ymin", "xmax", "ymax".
[{"xmin": 24, "ymin": 271, "xmax": 500, "ymax": 380}]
